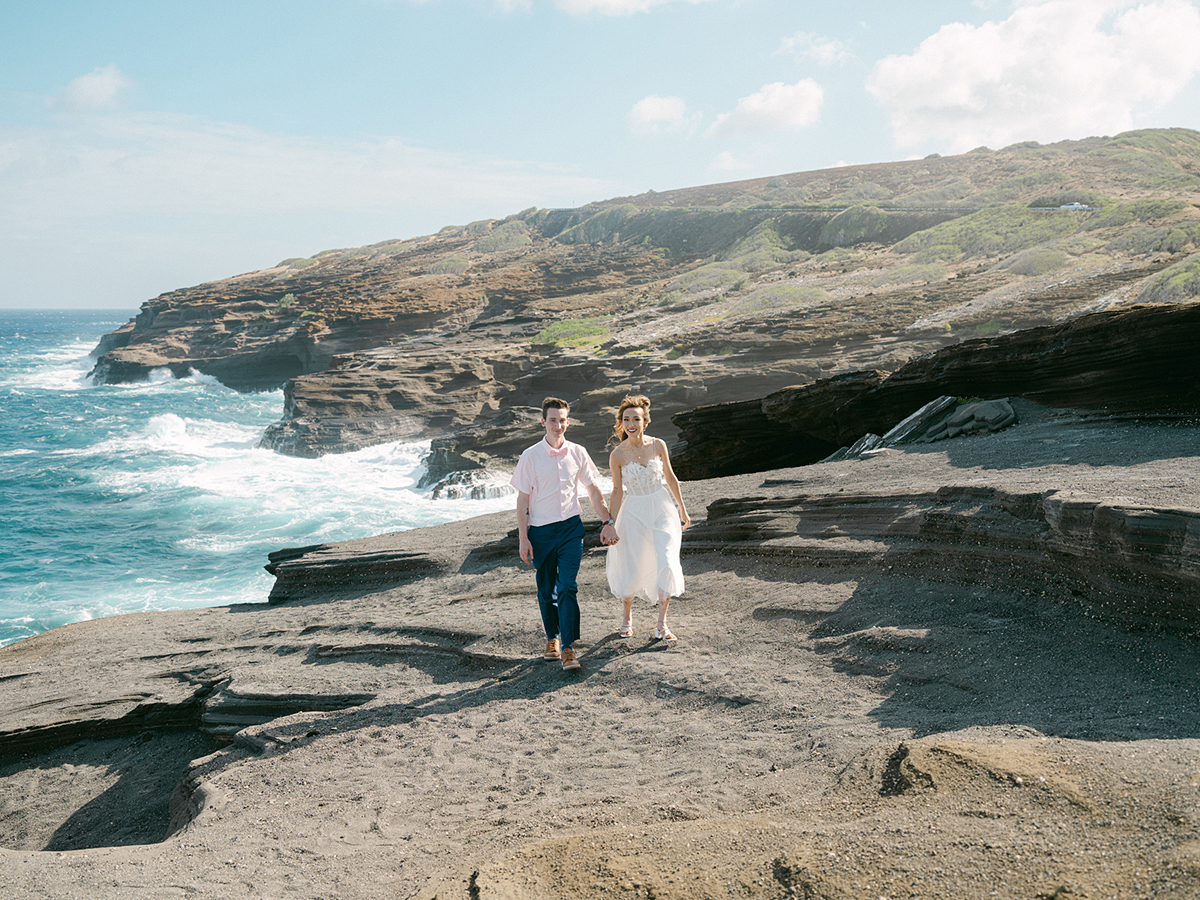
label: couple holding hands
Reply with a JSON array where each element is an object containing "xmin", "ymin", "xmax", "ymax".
[{"xmin": 510, "ymin": 395, "xmax": 690, "ymax": 672}]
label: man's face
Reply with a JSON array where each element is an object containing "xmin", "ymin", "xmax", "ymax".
[{"xmin": 542, "ymin": 406, "xmax": 569, "ymax": 442}]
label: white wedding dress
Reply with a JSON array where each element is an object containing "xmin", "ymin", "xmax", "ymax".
[{"xmin": 606, "ymin": 458, "xmax": 684, "ymax": 602}]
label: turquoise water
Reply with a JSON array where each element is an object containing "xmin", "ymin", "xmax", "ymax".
[{"xmin": 0, "ymin": 310, "xmax": 513, "ymax": 647}]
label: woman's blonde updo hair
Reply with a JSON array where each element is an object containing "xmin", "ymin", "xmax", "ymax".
[{"xmin": 611, "ymin": 394, "xmax": 651, "ymax": 446}]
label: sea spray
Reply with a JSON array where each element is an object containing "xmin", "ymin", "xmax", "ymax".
[{"xmin": 0, "ymin": 311, "xmax": 516, "ymax": 647}]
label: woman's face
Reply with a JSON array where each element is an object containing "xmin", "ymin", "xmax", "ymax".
[{"xmin": 621, "ymin": 405, "xmax": 648, "ymax": 438}]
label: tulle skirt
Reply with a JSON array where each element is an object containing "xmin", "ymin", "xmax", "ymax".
[{"xmin": 606, "ymin": 487, "xmax": 684, "ymax": 602}]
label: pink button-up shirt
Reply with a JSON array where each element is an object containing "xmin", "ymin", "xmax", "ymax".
[{"xmin": 509, "ymin": 438, "xmax": 600, "ymax": 527}]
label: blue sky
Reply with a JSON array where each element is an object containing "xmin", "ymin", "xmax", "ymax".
[{"xmin": 3, "ymin": 0, "xmax": 1199, "ymax": 309}]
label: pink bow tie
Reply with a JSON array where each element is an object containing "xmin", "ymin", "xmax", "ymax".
[{"xmin": 546, "ymin": 443, "xmax": 568, "ymax": 457}]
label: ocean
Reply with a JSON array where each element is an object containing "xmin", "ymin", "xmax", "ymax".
[{"xmin": 0, "ymin": 309, "xmax": 515, "ymax": 648}]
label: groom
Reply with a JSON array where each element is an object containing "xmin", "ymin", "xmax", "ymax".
[{"xmin": 511, "ymin": 397, "xmax": 618, "ymax": 672}]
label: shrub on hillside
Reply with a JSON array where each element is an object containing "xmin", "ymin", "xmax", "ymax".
[
  {"xmin": 819, "ymin": 205, "xmax": 888, "ymax": 247},
  {"xmin": 895, "ymin": 205, "xmax": 1078, "ymax": 259},
  {"xmin": 1001, "ymin": 249, "xmax": 1070, "ymax": 276},
  {"xmin": 1136, "ymin": 252, "xmax": 1200, "ymax": 304},
  {"xmin": 912, "ymin": 243, "xmax": 962, "ymax": 263},
  {"xmin": 1106, "ymin": 224, "xmax": 1200, "ymax": 256},
  {"xmin": 1081, "ymin": 200, "xmax": 1190, "ymax": 231},
  {"xmin": 721, "ymin": 220, "xmax": 807, "ymax": 272},
  {"xmin": 534, "ymin": 316, "xmax": 612, "ymax": 348},
  {"xmin": 969, "ymin": 171, "xmax": 1064, "ymax": 205},
  {"xmin": 896, "ymin": 181, "xmax": 974, "ymax": 207},
  {"xmin": 830, "ymin": 182, "xmax": 893, "ymax": 204},
  {"xmin": 872, "ymin": 264, "xmax": 951, "ymax": 287},
  {"xmin": 730, "ymin": 285, "xmax": 827, "ymax": 316},
  {"xmin": 556, "ymin": 205, "xmax": 638, "ymax": 244},
  {"xmin": 475, "ymin": 221, "xmax": 531, "ymax": 253},
  {"xmin": 427, "ymin": 256, "xmax": 470, "ymax": 276},
  {"xmin": 668, "ymin": 265, "xmax": 744, "ymax": 294}
]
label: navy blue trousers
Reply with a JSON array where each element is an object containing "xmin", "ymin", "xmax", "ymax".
[{"xmin": 527, "ymin": 515, "xmax": 585, "ymax": 649}]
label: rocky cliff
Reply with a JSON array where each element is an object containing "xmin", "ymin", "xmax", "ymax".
[
  {"xmin": 670, "ymin": 299, "xmax": 1200, "ymax": 479},
  {"xmin": 88, "ymin": 129, "xmax": 1200, "ymax": 480}
]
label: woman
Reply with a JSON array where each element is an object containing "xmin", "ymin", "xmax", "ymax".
[{"xmin": 605, "ymin": 395, "xmax": 691, "ymax": 643}]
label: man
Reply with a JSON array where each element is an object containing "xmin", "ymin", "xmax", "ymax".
[{"xmin": 510, "ymin": 397, "xmax": 618, "ymax": 671}]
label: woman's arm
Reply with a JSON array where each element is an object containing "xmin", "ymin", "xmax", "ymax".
[
  {"xmin": 656, "ymin": 439, "xmax": 691, "ymax": 528},
  {"xmin": 607, "ymin": 449, "xmax": 625, "ymax": 527}
]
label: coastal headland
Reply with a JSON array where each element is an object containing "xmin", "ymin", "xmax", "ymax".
[{"xmin": 3, "ymin": 129, "xmax": 1200, "ymax": 897}]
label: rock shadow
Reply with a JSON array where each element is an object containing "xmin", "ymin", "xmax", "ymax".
[{"xmin": 0, "ymin": 729, "xmax": 220, "ymax": 851}]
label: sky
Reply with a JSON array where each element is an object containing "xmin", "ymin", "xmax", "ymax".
[{"xmin": 2, "ymin": 0, "xmax": 1199, "ymax": 309}]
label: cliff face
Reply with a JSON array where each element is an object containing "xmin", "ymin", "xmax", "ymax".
[
  {"xmin": 88, "ymin": 129, "xmax": 1200, "ymax": 469},
  {"xmin": 670, "ymin": 300, "xmax": 1200, "ymax": 480}
]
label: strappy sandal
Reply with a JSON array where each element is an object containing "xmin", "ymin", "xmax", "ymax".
[
  {"xmin": 619, "ymin": 621, "xmax": 634, "ymax": 638},
  {"xmin": 654, "ymin": 625, "xmax": 677, "ymax": 644}
]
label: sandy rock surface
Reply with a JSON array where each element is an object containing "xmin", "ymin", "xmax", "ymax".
[{"xmin": 2, "ymin": 403, "xmax": 1199, "ymax": 899}]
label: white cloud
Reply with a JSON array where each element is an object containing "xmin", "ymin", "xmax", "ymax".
[
  {"xmin": 0, "ymin": 112, "xmax": 613, "ymax": 306},
  {"xmin": 777, "ymin": 31, "xmax": 852, "ymax": 65},
  {"xmin": 709, "ymin": 151, "xmax": 752, "ymax": 172},
  {"xmin": 626, "ymin": 94, "xmax": 699, "ymax": 134},
  {"xmin": 58, "ymin": 64, "xmax": 136, "ymax": 111},
  {"xmin": 706, "ymin": 79, "xmax": 824, "ymax": 138},
  {"xmin": 867, "ymin": 0, "xmax": 1200, "ymax": 153}
]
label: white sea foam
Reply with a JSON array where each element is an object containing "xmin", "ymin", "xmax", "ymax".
[{"xmin": 0, "ymin": 316, "xmax": 519, "ymax": 649}]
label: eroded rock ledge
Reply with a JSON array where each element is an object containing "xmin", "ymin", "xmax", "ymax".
[{"xmin": 671, "ymin": 300, "xmax": 1200, "ymax": 479}]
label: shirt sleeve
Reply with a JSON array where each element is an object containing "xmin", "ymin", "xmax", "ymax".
[
  {"xmin": 576, "ymin": 446, "xmax": 600, "ymax": 486},
  {"xmin": 509, "ymin": 449, "xmax": 535, "ymax": 494}
]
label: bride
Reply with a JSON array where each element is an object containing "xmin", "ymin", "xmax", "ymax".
[{"xmin": 604, "ymin": 394, "xmax": 691, "ymax": 643}]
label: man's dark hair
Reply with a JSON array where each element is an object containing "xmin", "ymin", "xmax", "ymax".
[{"xmin": 542, "ymin": 397, "xmax": 569, "ymax": 417}]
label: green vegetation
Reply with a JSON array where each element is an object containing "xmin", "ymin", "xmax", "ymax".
[
  {"xmin": 279, "ymin": 257, "xmax": 318, "ymax": 269},
  {"xmin": 1026, "ymin": 190, "xmax": 1103, "ymax": 209},
  {"xmin": 1106, "ymin": 223, "xmax": 1200, "ymax": 255},
  {"xmin": 475, "ymin": 221, "xmax": 531, "ymax": 252},
  {"xmin": 896, "ymin": 180, "xmax": 975, "ymax": 208},
  {"xmin": 830, "ymin": 182, "xmax": 893, "ymax": 204},
  {"xmin": 1001, "ymin": 249, "xmax": 1070, "ymax": 276},
  {"xmin": 1089, "ymin": 129, "xmax": 1200, "ymax": 191},
  {"xmin": 534, "ymin": 316, "xmax": 612, "ymax": 349},
  {"xmin": 1137, "ymin": 252, "xmax": 1200, "ymax": 304},
  {"xmin": 896, "ymin": 205, "xmax": 1078, "ymax": 259},
  {"xmin": 427, "ymin": 256, "xmax": 470, "ymax": 275},
  {"xmin": 872, "ymin": 264, "xmax": 951, "ymax": 287},
  {"xmin": 720, "ymin": 219, "xmax": 808, "ymax": 272},
  {"xmin": 668, "ymin": 265, "xmax": 744, "ymax": 294},
  {"xmin": 731, "ymin": 285, "xmax": 827, "ymax": 317},
  {"xmin": 912, "ymin": 243, "xmax": 962, "ymax": 263},
  {"xmin": 1081, "ymin": 199, "xmax": 1187, "ymax": 230},
  {"xmin": 275, "ymin": 293, "xmax": 298, "ymax": 310},
  {"xmin": 970, "ymin": 171, "xmax": 1064, "ymax": 205},
  {"xmin": 556, "ymin": 205, "xmax": 638, "ymax": 244},
  {"xmin": 975, "ymin": 320, "xmax": 1005, "ymax": 334},
  {"xmin": 465, "ymin": 219, "xmax": 496, "ymax": 235},
  {"xmin": 820, "ymin": 205, "xmax": 888, "ymax": 247}
]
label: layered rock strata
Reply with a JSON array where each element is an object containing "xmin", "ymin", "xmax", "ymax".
[{"xmin": 671, "ymin": 299, "xmax": 1200, "ymax": 479}]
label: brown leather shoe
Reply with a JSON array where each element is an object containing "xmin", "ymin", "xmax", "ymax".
[
  {"xmin": 561, "ymin": 647, "xmax": 581, "ymax": 671},
  {"xmin": 543, "ymin": 638, "xmax": 561, "ymax": 660}
]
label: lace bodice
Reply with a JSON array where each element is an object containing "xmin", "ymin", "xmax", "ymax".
[{"xmin": 620, "ymin": 458, "xmax": 668, "ymax": 496}]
